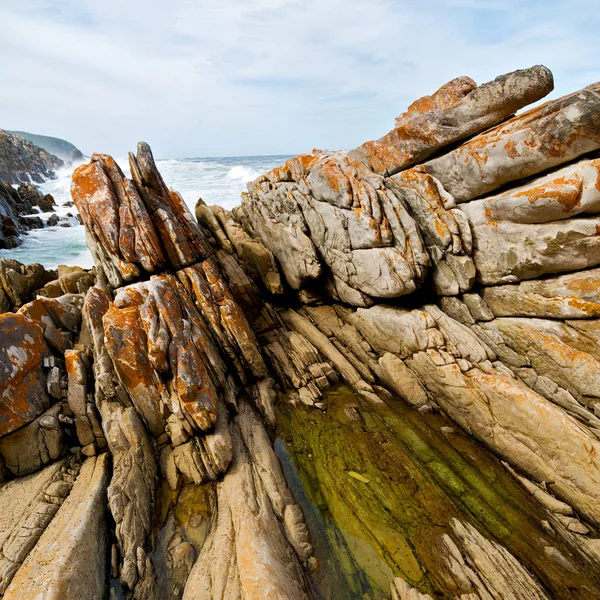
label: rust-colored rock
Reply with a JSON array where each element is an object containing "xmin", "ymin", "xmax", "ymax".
[
  {"xmin": 351, "ymin": 65, "xmax": 554, "ymax": 175},
  {"xmin": 72, "ymin": 144, "xmax": 211, "ymax": 288},
  {"xmin": 110, "ymin": 275, "xmax": 221, "ymax": 433},
  {"xmin": 18, "ymin": 296, "xmax": 80, "ymax": 353},
  {"xmin": 7, "ymin": 65, "xmax": 600, "ymax": 600},
  {"xmin": 0, "ymin": 313, "xmax": 52, "ymax": 437},
  {"xmin": 426, "ymin": 82, "xmax": 600, "ymax": 201},
  {"xmin": 103, "ymin": 303, "xmax": 167, "ymax": 437}
]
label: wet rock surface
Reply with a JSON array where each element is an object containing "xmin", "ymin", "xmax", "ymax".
[
  {"xmin": 2, "ymin": 65, "xmax": 600, "ymax": 599},
  {"xmin": 0, "ymin": 180, "xmax": 61, "ymax": 248}
]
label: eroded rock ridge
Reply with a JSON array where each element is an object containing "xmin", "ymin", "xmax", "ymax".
[{"xmin": 1, "ymin": 65, "xmax": 600, "ymax": 599}]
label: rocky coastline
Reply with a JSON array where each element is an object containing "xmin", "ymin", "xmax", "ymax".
[
  {"xmin": 2, "ymin": 64, "xmax": 600, "ymax": 599},
  {"xmin": 0, "ymin": 129, "xmax": 64, "ymax": 185},
  {"xmin": 0, "ymin": 130, "xmax": 81, "ymax": 249}
]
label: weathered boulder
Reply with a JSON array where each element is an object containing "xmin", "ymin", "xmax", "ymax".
[
  {"xmin": 38, "ymin": 194, "xmax": 56, "ymax": 213},
  {"xmin": 350, "ymin": 64, "xmax": 553, "ymax": 175},
  {"xmin": 425, "ymin": 83, "xmax": 600, "ymax": 202},
  {"xmin": 461, "ymin": 157, "xmax": 600, "ymax": 285},
  {"xmin": 14, "ymin": 185, "xmax": 55, "ymax": 217},
  {"xmin": 3, "ymin": 454, "xmax": 109, "ymax": 600},
  {"xmin": 0, "ymin": 259, "xmax": 56, "ymax": 311},
  {"xmin": 0, "ymin": 403, "xmax": 67, "ymax": 477},
  {"xmin": 241, "ymin": 152, "xmax": 430, "ymax": 305},
  {"xmin": 72, "ymin": 146, "xmax": 211, "ymax": 288},
  {"xmin": 0, "ymin": 313, "xmax": 52, "ymax": 437}
]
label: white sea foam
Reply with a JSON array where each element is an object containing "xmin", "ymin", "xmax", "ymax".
[
  {"xmin": 227, "ymin": 165, "xmax": 260, "ymax": 182},
  {"xmin": 0, "ymin": 155, "xmax": 290, "ymax": 269}
]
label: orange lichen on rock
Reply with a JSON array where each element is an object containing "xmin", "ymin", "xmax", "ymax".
[
  {"xmin": 0, "ymin": 313, "xmax": 52, "ymax": 436},
  {"xmin": 200, "ymin": 259, "xmax": 266, "ymax": 378},
  {"xmin": 71, "ymin": 144, "xmax": 212, "ymax": 288},
  {"xmin": 103, "ymin": 305, "xmax": 152, "ymax": 391},
  {"xmin": 72, "ymin": 160, "xmax": 121, "ymax": 256},
  {"xmin": 395, "ymin": 76, "xmax": 477, "ymax": 126},
  {"xmin": 18, "ymin": 297, "xmax": 79, "ymax": 353},
  {"xmin": 518, "ymin": 176, "xmax": 583, "ymax": 212},
  {"xmin": 94, "ymin": 153, "xmax": 166, "ymax": 271},
  {"xmin": 129, "ymin": 143, "xmax": 210, "ymax": 270},
  {"xmin": 352, "ymin": 65, "xmax": 553, "ymax": 176},
  {"xmin": 103, "ymin": 303, "xmax": 167, "ymax": 437},
  {"xmin": 108, "ymin": 274, "xmax": 224, "ymax": 434},
  {"xmin": 426, "ymin": 83, "xmax": 600, "ymax": 202}
]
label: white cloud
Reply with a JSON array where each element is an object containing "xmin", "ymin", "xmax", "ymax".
[{"xmin": 0, "ymin": 0, "xmax": 599, "ymax": 157}]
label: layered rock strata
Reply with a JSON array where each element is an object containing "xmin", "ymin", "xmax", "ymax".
[{"xmin": 1, "ymin": 65, "xmax": 600, "ymax": 599}]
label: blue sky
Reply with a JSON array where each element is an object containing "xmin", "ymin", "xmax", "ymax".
[{"xmin": 1, "ymin": 0, "xmax": 599, "ymax": 157}]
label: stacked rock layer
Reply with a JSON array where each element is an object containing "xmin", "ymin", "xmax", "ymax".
[{"xmin": 1, "ymin": 65, "xmax": 600, "ymax": 599}]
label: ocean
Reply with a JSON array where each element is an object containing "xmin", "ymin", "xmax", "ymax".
[{"xmin": 0, "ymin": 155, "xmax": 289, "ymax": 269}]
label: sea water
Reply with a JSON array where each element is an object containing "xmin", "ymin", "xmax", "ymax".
[{"xmin": 0, "ymin": 155, "xmax": 289, "ymax": 269}]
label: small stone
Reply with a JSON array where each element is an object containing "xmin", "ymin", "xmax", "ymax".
[
  {"xmin": 306, "ymin": 556, "xmax": 320, "ymax": 573},
  {"xmin": 47, "ymin": 367, "xmax": 63, "ymax": 399},
  {"xmin": 566, "ymin": 519, "xmax": 590, "ymax": 535},
  {"xmin": 347, "ymin": 471, "xmax": 370, "ymax": 484},
  {"xmin": 81, "ymin": 443, "xmax": 97, "ymax": 457}
]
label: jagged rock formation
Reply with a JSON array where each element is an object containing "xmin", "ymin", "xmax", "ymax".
[
  {"xmin": 2, "ymin": 65, "xmax": 600, "ymax": 599},
  {"xmin": 0, "ymin": 130, "xmax": 63, "ymax": 185},
  {"xmin": 0, "ymin": 131, "xmax": 64, "ymax": 247}
]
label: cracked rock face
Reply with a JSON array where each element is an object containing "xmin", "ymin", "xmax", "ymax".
[{"xmin": 3, "ymin": 64, "xmax": 600, "ymax": 600}]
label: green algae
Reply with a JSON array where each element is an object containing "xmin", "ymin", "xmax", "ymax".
[
  {"xmin": 172, "ymin": 483, "xmax": 214, "ymax": 549},
  {"xmin": 276, "ymin": 437, "xmax": 392, "ymax": 599},
  {"xmin": 276, "ymin": 384, "xmax": 600, "ymax": 599},
  {"xmin": 152, "ymin": 481, "xmax": 216, "ymax": 599}
]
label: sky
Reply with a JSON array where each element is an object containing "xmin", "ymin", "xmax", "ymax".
[{"xmin": 1, "ymin": 0, "xmax": 599, "ymax": 158}]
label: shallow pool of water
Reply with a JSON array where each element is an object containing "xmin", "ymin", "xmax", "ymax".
[{"xmin": 275, "ymin": 385, "xmax": 600, "ymax": 599}]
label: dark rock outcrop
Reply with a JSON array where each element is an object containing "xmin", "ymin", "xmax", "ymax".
[
  {"xmin": 0, "ymin": 130, "xmax": 63, "ymax": 185},
  {"xmin": 8, "ymin": 131, "xmax": 83, "ymax": 165},
  {"xmin": 0, "ymin": 182, "xmax": 58, "ymax": 247}
]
